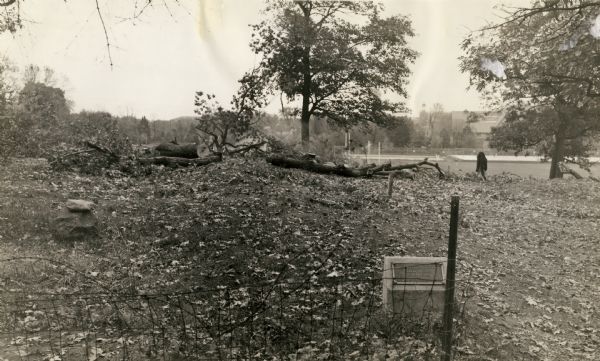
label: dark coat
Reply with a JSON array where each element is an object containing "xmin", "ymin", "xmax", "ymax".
[{"xmin": 476, "ymin": 152, "xmax": 487, "ymax": 172}]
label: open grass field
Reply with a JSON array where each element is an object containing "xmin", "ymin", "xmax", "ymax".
[
  {"xmin": 0, "ymin": 157, "xmax": 598, "ymax": 360},
  {"xmin": 440, "ymin": 160, "xmax": 600, "ymax": 179}
]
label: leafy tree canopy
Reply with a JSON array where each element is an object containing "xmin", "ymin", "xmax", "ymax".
[
  {"xmin": 460, "ymin": 0, "xmax": 600, "ymax": 178},
  {"xmin": 194, "ymin": 72, "xmax": 268, "ymax": 155},
  {"xmin": 248, "ymin": 0, "xmax": 417, "ymax": 145}
]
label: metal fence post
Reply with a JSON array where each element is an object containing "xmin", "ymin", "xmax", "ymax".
[{"xmin": 442, "ymin": 195, "xmax": 459, "ymax": 361}]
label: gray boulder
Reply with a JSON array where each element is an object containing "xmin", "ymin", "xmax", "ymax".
[{"xmin": 51, "ymin": 200, "xmax": 98, "ymax": 242}]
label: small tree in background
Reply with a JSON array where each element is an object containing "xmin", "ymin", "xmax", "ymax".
[
  {"xmin": 466, "ymin": 111, "xmax": 481, "ymax": 124},
  {"xmin": 14, "ymin": 81, "xmax": 70, "ymax": 157},
  {"xmin": 138, "ymin": 116, "xmax": 151, "ymax": 144},
  {"xmin": 194, "ymin": 71, "xmax": 268, "ymax": 156},
  {"xmin": 0, "ymin": 62, "xmax": 70, "ymax": 159},
  {"xmin": 460, "ymin": 125, "xmax": 477, "ymax": 148},
  {"xmin": 386, "ymin": 116, "xmax": 413, "ymax": 148}
]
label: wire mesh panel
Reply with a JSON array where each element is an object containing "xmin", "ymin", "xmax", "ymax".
[{"xmin": 383, "ymin": 257, "xmax": 447, "ymax": 316}]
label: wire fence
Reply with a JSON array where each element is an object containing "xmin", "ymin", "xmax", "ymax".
[{"xmin": 0, "ymin": 257, "xmax": 473, "ymax": 360}]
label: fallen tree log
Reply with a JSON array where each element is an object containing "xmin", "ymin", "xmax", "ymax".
[
  {"xmin": 266, "ymin": 155, "xmax": 390, "ymax": 177},
  {"xmin": 139, "ymin": 155, "xmax": 222, "ymax": 167},
  {"xmin": 155, "ymin": 142, "xmax": 199, "ymax": 158},
  {"xmin": 386, "ymin": 158, "xmax": 445, "ymax": 178}
]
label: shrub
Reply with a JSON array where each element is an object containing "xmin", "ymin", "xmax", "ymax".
[{"xmin": 47, "ymin": 112, "xmax": 133, "ymax": 175}]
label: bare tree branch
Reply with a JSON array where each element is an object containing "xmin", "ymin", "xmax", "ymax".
[{"xmin": 95, "ymin": 0, "xmax": 113, "ymax": 68}]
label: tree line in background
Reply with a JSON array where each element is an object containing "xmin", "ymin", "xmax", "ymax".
[
  {"xmin": 0, "ymin": 55, "xmax": 478, "ymax": 165},
  {"xmin": 255, "ymin": 107, "xmax": 479, "ymax": 156},
  {"xmin": 0, "ymin": 0, "xmax": 484, "ymax": 164},
  {"xmin": 0, "ymin": 57, "xmax": 484, "ymax": 166},
  {"xmin": 1, "ymin": 0, "xmax": 420, "ymax": 153},
  {"xmin": 0, "ymin": 60, "xmax": 193, "ymax": 172},
  {"xmin": 2, "ymin": 0, "xmax": 600, "ymax": 179}
]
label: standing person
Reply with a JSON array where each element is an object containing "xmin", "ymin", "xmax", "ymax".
[{"xmin": 476, "ymin": 151, "xmax": 488, "ymax": 180}]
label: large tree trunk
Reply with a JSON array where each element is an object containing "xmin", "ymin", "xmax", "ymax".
[
  {"xmin": 301, "ymin": 112, "xmax": 310, "ymax": 148},
  {"xmin": 155, "ymin": 142, "xmax": 199, "ymax": 158},
  {"xmin": 300, "ymin": 66, "xmax": 311, "ymax": 147},
  {"xmin": 300, "ymin": 5, "xmax": 312, "ymax": 148},
  {"xmin": 549, "ymin": 127, "xmax": 566, "ymax": 179}
]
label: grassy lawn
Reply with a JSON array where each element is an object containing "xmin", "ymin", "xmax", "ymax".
[{"xmin": 0, "ymin": 158, "xmax": 598, "ymax": 360}]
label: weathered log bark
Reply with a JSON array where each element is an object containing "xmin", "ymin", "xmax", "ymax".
[
  {"xmin": 155, "ymin": 143, "xmax": 199, "ymax": 158},
  {"xmin": 139, "ymin": 155, "xmax": 222, "ymax": 167},
  {"xmin": 266, "ymin": 155, "xmax": 390, "ymax": 177}
]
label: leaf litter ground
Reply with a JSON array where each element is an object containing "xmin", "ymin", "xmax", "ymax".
[{"xmin": 0, "ymin": 158, "xmax": 598, "ymax": 360}]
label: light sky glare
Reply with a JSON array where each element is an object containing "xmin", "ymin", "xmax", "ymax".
[{"xmin": 0, "ymin": 0, "xmax": 519, "ymax": 120}]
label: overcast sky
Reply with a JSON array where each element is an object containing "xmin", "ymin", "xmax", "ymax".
[{"xmin": 0, "ymin": 0, "xmax": 520, "ymax": 120}]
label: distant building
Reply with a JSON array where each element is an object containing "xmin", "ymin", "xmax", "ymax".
[
  {"xmin": 450, "ymin": 111, "xmax": 504, "ymax": 149},
  {"xmin": 410, "ymin": 109, "xmax": 504, "ymax": 149}
]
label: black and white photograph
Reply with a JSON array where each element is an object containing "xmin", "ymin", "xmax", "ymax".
[{"xmin": 0, "ymin": 0, "xmax": 598, "ymax": 359}]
